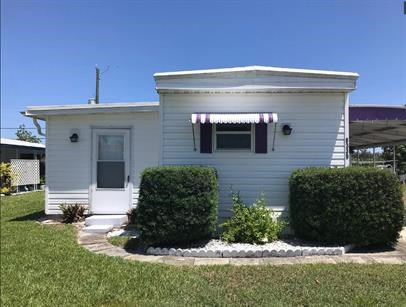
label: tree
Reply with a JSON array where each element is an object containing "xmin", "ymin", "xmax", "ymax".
[{"xmin": 15, "ymin": 124, "xmax": 41, "ymax": 143}]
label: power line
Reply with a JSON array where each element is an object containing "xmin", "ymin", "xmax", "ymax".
[{"xmin": 0, "ymin": 128, "xmax": 46, "ymax": 130}]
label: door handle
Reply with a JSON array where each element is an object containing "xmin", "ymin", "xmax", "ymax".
[{"xmin": 125, "ymin": 175, "xmax": 130, "ymax": 188}]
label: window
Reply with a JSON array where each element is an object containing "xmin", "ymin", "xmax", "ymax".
[
  {"xmin": 97, "ymin": 135, "xmax": 125, "ymax": 188},
  {"xmin": 215, "ymin": 124, "xmax": 253, "ymax": 150}
]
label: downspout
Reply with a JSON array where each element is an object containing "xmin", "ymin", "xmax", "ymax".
[
  {"xmin": 32, "ymin": 117, "xmax": 46, "ymax": 136},
  {"xmin": 344, "ymin": 92, "xmax": 350, "ymax": 166}
]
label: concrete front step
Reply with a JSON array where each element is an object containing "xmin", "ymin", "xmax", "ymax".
[
  {"xmin": 85, "ymin": 215, "xmax": 127, "ymax": 227},
  {"xmin": 83, "ymin": 225, "xmax": 114, "ymax": 234}
]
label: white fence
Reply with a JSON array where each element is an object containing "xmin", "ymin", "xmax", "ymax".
[{"xmin": 10, "ymin": 159, "xmax": 40, "ymax": 186}]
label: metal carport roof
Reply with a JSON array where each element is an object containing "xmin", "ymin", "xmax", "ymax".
[{"xmin": 349, "ymin": 105, "xmax": 406, "ymax": 148}]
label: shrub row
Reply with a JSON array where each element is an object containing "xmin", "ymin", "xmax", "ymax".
[{"xmin": 289, "ymin": 167, "xmax": 404, "ymax": 246}]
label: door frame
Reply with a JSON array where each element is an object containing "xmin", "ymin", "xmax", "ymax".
[{"xmin": 89, "ymin": 126, "xmax": 133, "ymax": 214}]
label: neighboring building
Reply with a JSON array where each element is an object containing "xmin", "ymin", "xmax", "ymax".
[
  {"xmin": 0, "ymin": 138, "xmax": 45, "ymax": 162},
  {"xmin": 24, "ymin": 66, "xmax": 358, "ymax": 216},
  {"xmin": 1, "ymin": 138, "xmax": 46, "ymax": 177}
]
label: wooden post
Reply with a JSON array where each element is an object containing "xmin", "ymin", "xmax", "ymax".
[
  {"xmin": 357, "ymin": 149, "xmax": 360, "ymax": 165},
  {"xmin": 95, "ymin": 66, "xmax": 100, "ymax": 104},
  {"xmin": 373, "ymin": 147, "xmax": 375, "ymax": 167}
]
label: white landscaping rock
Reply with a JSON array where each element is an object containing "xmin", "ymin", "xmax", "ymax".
[
  {"xmin": 146, "ymin": 247, "xmax": 156, "ymax": 255},
  {"xmin": 160, "ymin": 248, "xmax": 169, "ymax": 255},
  {"xmin": 144, "ymin": 239, "xmax": 350, "ymax": 258},
  {"xmin": 175, "ymin": 249, "xmax": 183, "ymax": 257},
  {"xmin": 205, "ymin": 250, "xmax": 222, "ymax": 258},
  {"xmin": 183, "ymin": 250, "xmax": 192, "ymax": 257}
]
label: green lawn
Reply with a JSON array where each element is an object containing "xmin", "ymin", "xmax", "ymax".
[{"xmin": 1, "ymin": 192, "xmax": 406, "ymax": 306}]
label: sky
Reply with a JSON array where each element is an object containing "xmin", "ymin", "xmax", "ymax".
[{"xmin": 1, "ymin": 0, "xmax": 405, "ymax": 140}]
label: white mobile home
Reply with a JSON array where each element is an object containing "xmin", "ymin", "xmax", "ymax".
[{"xmin": 25, "ymin": 66, "xmax": 358, "ymax": 218}]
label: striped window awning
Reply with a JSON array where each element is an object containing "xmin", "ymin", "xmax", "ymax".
[{"xmin": 191, "ymin": 113, "xmax": 278, "ymax": 124}]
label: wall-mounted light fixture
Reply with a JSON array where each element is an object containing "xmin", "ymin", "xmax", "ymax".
[
  {"xmin": 69, "ymin": 133, "xmax": 79, "ymax": 143},
  {"xmin": 282, "ymin": 124, "xmax": 293, "ymax": 136}
]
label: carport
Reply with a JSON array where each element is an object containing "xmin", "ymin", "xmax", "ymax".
[{"xmin": 349, "ymin": 105, "xmax": 406, "ymax": 172}]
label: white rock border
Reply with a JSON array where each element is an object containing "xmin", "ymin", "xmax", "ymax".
[{"xmin": 146, "ymin": 244, "xmax": 354, "ymax": 258}]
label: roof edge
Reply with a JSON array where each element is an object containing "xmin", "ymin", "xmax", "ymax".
[
  {"xmin": 0, "ymin": 138, "xmax": 45, "ymax": 148},
  {"xmin": 350, "ymin": 104, "xmax": 406, "ymax": 109},
  {"xmin": 24, "ymin": 102, "xmax": 159, "ymax": 119},
  {"xmin": 154, "ymin": 65, "xmax": 359, "ymax": 79}
]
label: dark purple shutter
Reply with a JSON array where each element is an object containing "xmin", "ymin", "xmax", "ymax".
[
  {"xmin": 255, "ymin": 123, "xmax": 267, "ymax": 154},
  {"xmin": 200, "ymin": 123, "xmax": 212, "ymax": 153}
]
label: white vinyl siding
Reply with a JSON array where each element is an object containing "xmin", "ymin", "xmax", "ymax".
[
  {"xmin": 161, "ymin": 93, "xmax": 346, "ymax": 219},
  {"xmin": 45, "ymin": 112, "xmax": 159, "ymax": 215}
]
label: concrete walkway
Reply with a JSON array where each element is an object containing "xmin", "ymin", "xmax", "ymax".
[{"xmin": 77, "ymin": 227, "xmax": 406, "ymax": 266}]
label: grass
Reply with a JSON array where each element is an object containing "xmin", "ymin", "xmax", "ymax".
[
  {"xmin": 1, "ymin": 192, "xmax": 406, "ymax": 306},
  {"xmin": 107, "ymin": 235, "xmax": 130, "ymax": 248}
]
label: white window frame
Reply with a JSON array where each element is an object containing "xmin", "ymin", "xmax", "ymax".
[{"xmin": 213, "ymin": 123, "xmax": 254, "ymax": 152}]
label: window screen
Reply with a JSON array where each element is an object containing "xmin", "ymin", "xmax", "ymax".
[{"xmin": 215, "ymin": 124, "xmax": 252, "ymax": 150}]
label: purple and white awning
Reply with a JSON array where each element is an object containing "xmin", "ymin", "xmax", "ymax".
[{"xmin": 191, "ymin": 113, "xmax": 278, "ymax": 124}]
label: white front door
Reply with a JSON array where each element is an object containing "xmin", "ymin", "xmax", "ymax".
[{"xmin": 91, "ymin": 129, "xmax": 131, "ymax": 214}]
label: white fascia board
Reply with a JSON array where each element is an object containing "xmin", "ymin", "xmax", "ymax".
[
  {"xmin": 24, "ymin": 102, "xmax": 159, "ymax": 119},
  {"xmin": 350, "ymin": 104, "xmax": 406, "ymax": 109},
  {"xmin": 156, "ymin": 86, "xmax": 357, "ymax": 94},
  {"xmin": 0, "ymin": 138, "xmax": 45, "ymax": 148},
  {"xmin": 154, "ymin": 66, "xmax": 358, "ymax": 93},
  {"xmin": 154, "ymin": 65, "xmax": 359, "ymax": 79}
]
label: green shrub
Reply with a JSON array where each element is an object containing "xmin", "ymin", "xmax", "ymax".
[
  {"xmin": 59, "ymin": 203, "xmax": 86, "ymax": 224},
  {"xmin": 135, "ymin": 166, "xmax": 218, "ymax": 245},
  {"xmin": 221, "ymin": 192, "xmax": 287, "ymax": 244},
  {"xmin": 0, "ymin": 162, "xmax": 16, "ymax": 195},
  {"xmin": 289, "ymin": 167, "xmax": 404, "ymax": 246}
]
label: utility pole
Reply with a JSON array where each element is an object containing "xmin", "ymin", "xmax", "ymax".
[{"xmin": 95, "ymin": 65, "xmax": 100, "ymax": 104}]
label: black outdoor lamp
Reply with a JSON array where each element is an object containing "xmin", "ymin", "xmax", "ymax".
[
  {"xmin": 69, "ymin": 133, "xmax": 79, "ymax": 143},
  {"xmin": 282, "ymin": 124, "xmax": 292, "ymax": 136}
]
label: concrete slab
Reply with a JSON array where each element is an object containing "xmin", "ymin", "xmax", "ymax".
[
  {"xmin": 98, "ymin": 247, "xmax": 130, "ymax": 258},
  {"xmin": 229, "ymin": 258, "xmax": 265, "ymax": 266},
  {"xmin": 194, "ymin": 258, "xmax": 231, "ymax": 266},
  {"xmin": 162, "ymin": 256, "xmax": 195, "ymax": 266},
  {"xmin": 369, "ymin": 257, "xmax": 405, "ymax": 264},
  {"xmin": 85, "ymin": 215, "xmax": 127, "ymax": 227},
  {"xmin": 125, "ymin": 254, "xmax": 165, "ymax": 263},
  {"xmin": 83, "ymin": 225, "xmax": 113, "ymax": 234},
  {"xmin": 83, "ymin": 243, "xmax": 114, "ymax": 252}
]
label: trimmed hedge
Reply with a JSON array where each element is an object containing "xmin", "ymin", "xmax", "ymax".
[
  {"xmin": 135, "ymin": 166, "xmax": 218, "ymax": 245},
  {"xmin": 289, "ymin": 167, "xmax": 404, "ymax": 246}
]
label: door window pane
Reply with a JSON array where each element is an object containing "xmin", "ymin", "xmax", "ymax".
[
  {"xmin": 98, "ymin": 135, "xmax": 124, "ymax": 160},
  {"xmin": 97, "ymin": 161, "xmax": 125, "ymax": 188}
]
